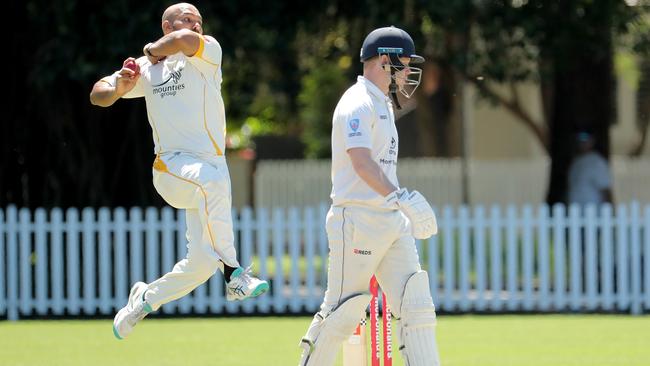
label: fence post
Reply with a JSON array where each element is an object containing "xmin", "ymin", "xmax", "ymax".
[
  {"xmin": 51, "ymin": 208, "xmax": 64, "ymax": 315},
  {"xmin": 113, "ymin": 208, "xmax": 128, "ymax": 310},
  {"xmin": 474, "ymin": 206, "xmax": 486, "ymax": 311},
  {"xmin": 506, "ymin": 205, "xmax": 518, "ymax": 311},
  {"xmin": 66, "ymin": 208, "xmax": 80, "ymax": 315},
  {"xmin": 522, "ymin": 205, "xmax": 534, "ymax": 311},
  {"xmin": 288, "ymin": 207, "xmax": 301, "ymax": 313},
  {"xmin": 7, "ymin": 206, "xmax": 18, "ymax": 320},
  {"xmin": 0, "ymin": 208, "xmax": 5, "ymax": 317},
  {"xmin": 537, "ymin": 205, "xmax": 551, "ymax": 311},
  {"xmin": 601, "ymin": 204, "xmax": 614, "ymax": 311},
  {"xmin": 630, "ymin": 202, "xmax": 641, "ymax": 315},
  {"xmin": 644, "ymin": 205, "xmax": 650, "ymax": 312},
  {"xmin": 568, "ymin": 204, "xmax": 582, "ymax": 311},
  {"xmin": 240, "ymin": 207, "xmax": 255, "ymax": 314},
  {"xmin": 304, "ymin": 207, "xmax": 318, "ymax": 312},
  {"xmin": 490, "ymin": 205, "xmax": 503, "ymax": 311},
  {"xmin": 552, "ymin": 204, "xmax": 567, "ymax": 311},
  {"xmin": 82, "ymin": 208, "xmax": 97, "ymax": 314},
  {"xmin": 616, "ymin": 204, "xmax": 629, "ymax": 311},
  {"xmin": 584, "ymin": 204, "xmax": 598, "ymax": 311},
  {"xmin": 256, "ymin": 207, "xmax": 271, "ymax": 313},
  {"xmin": 442, "ymin": 206, "xmax": 455, "ymax": 311},
  {"xmin": 19, "ymin": 208, "xmax": 32, "ymax": 316},
  {"xmin": 98, "ymin": 208, "xmax": 112, "ymax": 315},
  {"xmin": 34, "ymin": 208, "xmax": 47, "ymax": 315},
  {"xmin": 458, "ymin": 206, "xmax": 470, "ymax": 311},
  {"xmin": 272, "ymin": 207, "xmax": 286, "ymax": 312}
]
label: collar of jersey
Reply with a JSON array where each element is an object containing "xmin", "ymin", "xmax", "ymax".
[{"xmin": 357, "ymin": 76, "xmax": 390, "ymax": 102}]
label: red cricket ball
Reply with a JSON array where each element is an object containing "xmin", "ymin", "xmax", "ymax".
[{"xmin": 125, "ymin": 60, "xmax": 137, "ymax": 72}]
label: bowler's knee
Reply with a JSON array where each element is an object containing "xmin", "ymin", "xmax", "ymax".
[{"xmin": 188, "ymin": 256, "xmax": 220, "ymax": 282}]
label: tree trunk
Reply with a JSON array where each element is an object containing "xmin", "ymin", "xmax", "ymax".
[
  {"xmin": 415, "ymin": 61, "xmax": 454, "ymax": 157},
  {"xmin": 545, "ymin": 24, "xmax": 613, "ymax": 205},
  {"xmin": 630, "ymin": 59, "xmax": 650, "ymax": 157}
]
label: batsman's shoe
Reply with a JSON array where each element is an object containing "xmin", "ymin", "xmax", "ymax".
[
  {"xmin": 226, "ymin": 266, "xmax": 269, "ymax": 301},
  {"xmin": 112, "ymin": 282, "xmax": 152, "ymax": 340}
]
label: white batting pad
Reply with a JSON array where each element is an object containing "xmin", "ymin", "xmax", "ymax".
[
  {"xmin": 398, "ymin": 271, "xmax": 440, "ymax": 366},
  {"xmin": 299, "ymin": 293, "xmax": 372, "ymax": 366}
]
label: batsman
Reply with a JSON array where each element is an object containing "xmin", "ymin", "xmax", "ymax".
[{"xmin": 298, "ymin": 26, "xmax": 441, "ymax": 366}]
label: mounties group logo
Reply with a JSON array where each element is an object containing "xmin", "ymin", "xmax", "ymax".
[
  {"xmin": 348, "ymin": 118, "xmax": 362, "ymax": 137},
  {"xmin": 152, "ymin": 69, "xmax": 186, "ymax": 99},
  {"xmin": 380, "ymin": 135, "xmax": 398, "ymax": 166}
]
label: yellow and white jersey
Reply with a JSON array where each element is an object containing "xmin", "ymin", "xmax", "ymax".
[{"xmin": 105, "ymin": 35, "xmax": 226, "ymax": 156}]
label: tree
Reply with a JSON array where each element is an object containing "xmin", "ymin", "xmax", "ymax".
[
  {"xmin": 418, "ymin": 0, "xmax": 642, "ymax": 204},
  {"xmin": 4, "ymin": 0, "xmax": 646, "ymax": 208}
]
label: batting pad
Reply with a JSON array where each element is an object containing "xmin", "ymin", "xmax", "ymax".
[
  {"xmin": 299, "ymin": 293, "xmax": 372, "ymax": 366},
  {"xmin": 398, "ymin": 271, "xmax": 441, "ymax": 366}
]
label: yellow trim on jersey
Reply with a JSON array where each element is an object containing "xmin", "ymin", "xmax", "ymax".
[
  {"xmin": 202, "ymin": 84, "xmax": 224, "ymax": 156},
  {"xmin": 193, "ymin": 35, "xmax": 219, "ymax": 66},
  {"xmin": 152, "ymin": 156, "xmax": 219, "ymax": 254},
  {"xmin": 152, "ymin": 156, "xmax": 168, "ymax": 172},
  {"xmin": 195, "ymin": 36, "xmax": 205, "ymax": 58}
]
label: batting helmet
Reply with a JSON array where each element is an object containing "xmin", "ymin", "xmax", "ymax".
[{"xmin": 360, "ymin": 26, "xmax": 424, "ymax": 64}]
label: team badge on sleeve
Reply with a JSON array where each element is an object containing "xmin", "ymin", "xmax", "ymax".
[{"xmin": 348, "ymin": 118, "xmax": 362, "ymax": 137}]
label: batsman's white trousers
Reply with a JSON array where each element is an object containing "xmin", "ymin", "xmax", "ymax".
[
  {"xmin": 144, "ymin": 151, "xmax": 239, "ymax": 311},
  {"xmin": 320, "ymin": 205, "xmax": 422, "ymax": 319}
]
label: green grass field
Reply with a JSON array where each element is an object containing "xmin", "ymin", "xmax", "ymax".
[{"xmin": 1, "ymin": 315, "xmax": 648, "ymax": 366}]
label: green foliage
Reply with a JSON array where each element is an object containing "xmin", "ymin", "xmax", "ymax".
[
  {"xmin": 293, "ymin": 20, "xmax": 356, "ymax": 158},
  {"xmin": 298, "ymin": 60, "xmax": 349, "ymax": 158},
  {"xmin": 418, "ymin": 0, "xmax": 644, "ymax": 82},
  {"xmin": 6, "ymin": 0, "xmax": 650, "ymax": 207}
]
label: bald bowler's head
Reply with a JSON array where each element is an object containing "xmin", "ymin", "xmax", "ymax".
[{"xmin": 161, "ymin": 3, "xmax": 203, "ymax": 35}]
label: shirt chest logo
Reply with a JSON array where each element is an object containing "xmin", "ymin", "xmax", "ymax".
[
  {"xmin": 152, "ymin": 70, "xmax": 183, "ymax": 87},
  {"xmin": 152, "ymin": 68, "xmax": 186, "ymax": 99},
  {"xmin": 380, "ymin": 136, "xmax": 398, "ymax": 166}
]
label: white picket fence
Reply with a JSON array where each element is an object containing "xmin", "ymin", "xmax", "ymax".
[{"xmin": 1, "ymin": 203, "xmax": 649, "ymax": 321}]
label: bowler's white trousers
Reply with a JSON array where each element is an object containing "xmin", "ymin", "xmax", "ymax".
[
  {"xmin": 319, "ymin": 205, "xmax": 422, "ymax": 318},
  {"xmin": 144, "ymin": 151, "xmax": 240, "ymax": 311}
]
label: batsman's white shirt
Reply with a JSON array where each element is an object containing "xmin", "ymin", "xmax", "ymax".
[
  {"xmin": 331, "ymin": 76, "xmax": 399, "ymax": 209},
  {"xmin": 102, "ymin": 35, "xmax": 237, "ymax": 311}
]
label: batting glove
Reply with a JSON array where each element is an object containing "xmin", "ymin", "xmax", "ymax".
[{"xmin": 386, "ymin": 188, "xmax": 438, "ymax": 239}]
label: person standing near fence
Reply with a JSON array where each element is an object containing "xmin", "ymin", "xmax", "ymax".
[
  {"xmin": 567, "ymin": 131, "xmax": 614, "ymax": 207},
  {"xmin": 567, "ymin": 131, "xmax": 614, "ymax": 291},
  {"xmin": 298, "ymin": 26, "xmax": 441, "ymax": 366},
  {"xmin": 89, "ymin": 2, "xmax": 268, "ymax": 340}
]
